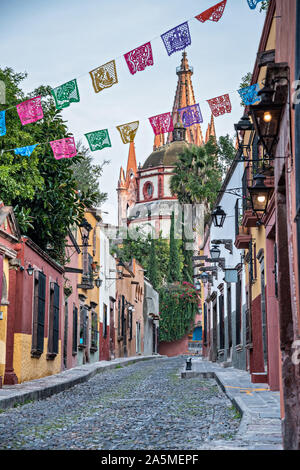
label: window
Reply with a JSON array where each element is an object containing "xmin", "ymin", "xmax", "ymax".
[
  {"xmin": 128, "ymin": 308, "xmax": 133, "ymax": 341},
  {"xmin": 203, "ymin": 303, "xmax": 208, "ymax": 346},
  {"xmin": 219, "ymin": 293, "xmax": 225, "ymax": 350},
  {"xmin": 103, "ymin": 303, "xmax": 108, "ymax": 338},
  {"xmin": 72, "ymin": 306, "xmax": 78, "ymax": 355},
  {"xmin": 117, "ymin": 298, "xmax": 121, "ymax": 336},
  {"xmin": 91, "ymin": 310, "xmax": 98, "ymax": 350},
  {"xmin": 121, "ymin": 296, "xmax": 125, "ymax": 337},
  {"xmin": 31, "ymin": 271, "xmax": 46, "ymax": 356},
  {"xmin": 235, "ymin": 273, "xmax": 242, "ymax": 346},
  {"xmin": 79, "ymin": 306, "xmax": 88, "ymax": 347},
  {"xmin": 227, "ymin": 285, "xmax": 232, "ymax": 349},
  {"xmin": 48, "ymin": 282, "xmax": 60, "ymax": 357}
]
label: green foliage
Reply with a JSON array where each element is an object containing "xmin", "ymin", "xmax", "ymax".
[
  {"xmin": 167, "ymin": 212, "xmax": 181, "ymax": 283},
  {"xmin": 158, "ymin": 282, "xmax": 200, "ymax": 342},
  {"xmin": 148, "ymin": 238, "xmax": 158, "ymax": 289},
  {"xmin": 260, "ymin": 0, "xmax": 270, "ymax": 12},
  {"xmin": 170, "ymin": 138, "xmax": 222, "ymax": 207},
  {"xmin": 71, "ymin": 140, "xmax": 108, "ymax": 207},
  {"xmin": 218, "ymin": 134, "xmax": 236, "ymax": 175},
  {"xmin": 0, "ymin": 67, "xmax": 107, "ymax": 263},
  {"xmin": 239, "ymin": 72, "xmax": 252, "ymax": 106},
  {"xmin": 112, "ymin": 226, "xmax": 169, "ymax": 288}
]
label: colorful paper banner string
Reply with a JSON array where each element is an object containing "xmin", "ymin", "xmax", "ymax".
[
  {"xmin": 124, "ymin": 42, "xmax": 154, "ymax": 75},
  {"xmin": 16, "ymin": 96, "xmax": 44, "ymax": 126},
  {"xmin": 116, "ymin": 121, "xmax": 139, "ymax": 144},
  {"xmin": 178, "ymin": 104, "xmax": 203, "ymax": 127},
  {"xmin": 49, "ymin": 137, "xmax": 77, "ymax": 160},
  {"xmin": 247, "ymin": 0, "xmax": 263, "ymax": 9},
  {"xmin": 207, "ymin": 94, "xmax": 232, "ymax": 117},
  {"xmin": 161, "ymin": 22, "xmax": 191, "ymax": 56},
  {"xmin": 14, "ymin": 144, "xmax": 38, "ymax": 157},
  {"xmin": 85, "ymin": 129, "xmax": 111, "ymax": 151},
  {"xmin": 0, "ymin": 110, "xmax": 6, "ymax": 136},
  {"xmin": 238, "ymin": 83, "xmax": 261, "ymax": 106},
  {"xmin": 195, "ymin": 0, "xmax": 227, "ymax": 23},
  {"xmin": 89, "ymin": 60, "xmax": 118, "ymax": 93},
  {"xmin": 149, "ymin": 112, "xmax": 174, "ymax": 135},
  {"xmin": 51, "ymin": 79, "xmax": 80, "ymax": 110}
]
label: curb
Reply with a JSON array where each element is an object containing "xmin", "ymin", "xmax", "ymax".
[
  {"xmin": 181, "ymin": 364, "xmax": 283, "ymax": 449},
  {"xmin": 0, "ymin": 355, "xmax": 164, "ymax": 411}
]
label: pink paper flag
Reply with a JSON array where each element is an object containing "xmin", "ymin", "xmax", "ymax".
[
  {"xmin": 124, "ymin": 42, "xmax": 154, "ymax": 75},
  {"xmin": 16, "ymin": 96, "xmax": 44, "ymax": 125},
  {"xmin": 49, "ymin": 137, "xmax": 77, "ymax": 160},
  {"xmin": 207, "ymin": 94, "xmax": 232, "ymax": 117},
  {"xmin": 149, "ymin": 112, "xmax": 174, "ymax": 135}
]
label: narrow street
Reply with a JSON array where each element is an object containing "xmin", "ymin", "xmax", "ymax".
[{"xmin": 0, "ymin": 357, "xmax": 240, "ymax": 450}]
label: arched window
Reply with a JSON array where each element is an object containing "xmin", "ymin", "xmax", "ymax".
[{"xmin": 1, "ymin": 272, "xmax": 7, "ymax": 304}]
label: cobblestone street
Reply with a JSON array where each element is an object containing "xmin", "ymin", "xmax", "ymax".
[{"xmin": 0, "ymin": 357, "xmax": 241, "ymax": 450}]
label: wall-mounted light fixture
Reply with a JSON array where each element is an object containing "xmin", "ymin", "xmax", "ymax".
[{"xmin": 27, "ymin": 264, "xmax": 34, "ymax": 276}]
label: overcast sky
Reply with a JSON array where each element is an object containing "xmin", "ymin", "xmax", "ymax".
[{"xmin": 1, "ymin": 0, "xmax": 266, "ymax": 224}]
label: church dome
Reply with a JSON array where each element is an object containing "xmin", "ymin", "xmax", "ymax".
[{"xmin": 142, "ymin": 140, "xmax": 191, "ymax": 170}]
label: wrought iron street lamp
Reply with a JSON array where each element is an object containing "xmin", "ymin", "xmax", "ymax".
[
  {"xmin": 194, "ymin": 280, "xmax": 201, "ymax": 291},
  {"xmin": 211, "ymin": 206, "xmax": 226, "ymax": 228},
  {"xmin": 200, "ymin": 272, "xmax": 209, "ymax": 285},
  {"xmin": 210, "ymin": 245, "xmax": 221, "ymax": 260},
  {"xmin": 234, "ymin": 115, "xmax": 254, "ymax": 158},
  {"xmin": 27, "ymin": 264, "xmax": 34, "ymax": 276},
  {"xmin": 249, "ymin": 84, "xmax": 284, "ymax": 157},
  {"xmin": 248, "ymin": 174, "xmax": 272, "ymax": 215},
  {"xmin": 94, "ymin": 277, "xmax": 102, "ymax": 288}
]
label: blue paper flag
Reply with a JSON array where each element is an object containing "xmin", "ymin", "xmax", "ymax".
[
  {"xmin": 14, "ymin": 144, "xmax": 38, "ymax": 157},
  {"xmin": 247, "ymin": 0, "xmax": 263, "ymax": 9},
  {"xmin": 238, "ymin": 84, "xmax": 261, "ymax": 106},
  {"xmin": 161, "ymin": 22, "xmax": 191, "ymax": 56},
  {"xmin": 0, "ymin": 110, "xmax": 6, "ymax": 136}
]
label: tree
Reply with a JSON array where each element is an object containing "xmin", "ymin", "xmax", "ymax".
[
  {"xmin": 0, "ymin": 67, "xmax": 107, "ymax": 263},
  {"xmin": 148, "ymin": 238, "xmax": 158, "ymax": 289},
  {"xmin": 112, "ymin": 226, "xmax": 169, "ymax": 288},
  {"xmin": 170, "ymin": 138, "xmax": 222, "ymax": 208},
  {"xmin": 260, "ymin": 1, "xmax": 270, "ymax": 12},
  {"xmin": 167, "ymin": 212, "xmax": 181, "ymax": 283},
  {"xmin": 71, "ymin": 140, "xmax": 108, "ymax": 207},
  {"xmin": 218, "ymin": 134, "xmax": 236, "ymax": 175}
]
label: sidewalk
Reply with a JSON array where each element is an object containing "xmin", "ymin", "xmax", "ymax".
[
  {"xmin": 0, "ymin": 355, "xmax": 163, "ymax": 411},
  {"xmin": 181, "ymin": 358, "xmax": 283, "ymax": 450}
]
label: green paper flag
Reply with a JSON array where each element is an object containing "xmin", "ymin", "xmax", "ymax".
[
  {"xmin": 51, "ymin": 79, "xmax": 80, "ymax": 110},
  {"xmin": 84, "ymin": 129, "xmax": 111, "ymax": 151}
]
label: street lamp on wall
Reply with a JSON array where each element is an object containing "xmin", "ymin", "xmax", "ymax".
[
  {"xmin": 94, "ymin": 277, "xmax": 102, "ymax": 288},
  {"xmin": 210, "ymin": 245, "xmax": 221, "ymax": 260},
  {"xmin": 200, "ymin": 272, "xmax": 209, "ymax": 285},
  {"xmin": 211, "ymin": 206, "xmax": 226, "ymax": 228},
  {"xmin": 27, "ymin": 264, "xmax": 34, "ymax": 276},
  {"xmin": 248, "ymin": 174, "xmax": 272, "ymax": 219},
  {"xmin": 234, "ymin": 115, "xmax": 254, "ymax": 159},
  {"xmin": 249, "ymin": 84, "xmax": 284, "ymax": 158}
]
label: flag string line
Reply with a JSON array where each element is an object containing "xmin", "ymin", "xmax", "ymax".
[{"xmin": 0, "ymin": 1, "xmax": 264, "ymax": 115}]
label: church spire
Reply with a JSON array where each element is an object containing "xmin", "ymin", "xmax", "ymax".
[
  {"xmin": 205, "ymin": 114, "xmax": 216, "ymax": 143},
  {"xmin": 125, "ymin": 141, "xmax": 137, "ymax": 182},
  {"xmin": 165, "ymin": 52, "xmax": 203, "ymax": 147}
]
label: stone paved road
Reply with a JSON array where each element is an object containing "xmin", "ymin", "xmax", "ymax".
[{"xmin": 0, "ymin": 357, "xmax": 241, "ymax": 450}]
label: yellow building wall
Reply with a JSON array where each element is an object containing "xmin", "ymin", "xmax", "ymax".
[
  {"xmin": 0, "ymin": 258, "xmax": 9, "ymax": 379},
  {"xmin": 77, "ymin": 210, "xmax": 101, "ymax": 361},
  {"xmin": 13, "ymin": 334, "xmax": 62, "ymax": 383}
]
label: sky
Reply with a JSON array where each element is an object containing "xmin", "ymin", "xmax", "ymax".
[{"xmin": 1, "ymin": 0, "xmax": 266, "ymax": 225}]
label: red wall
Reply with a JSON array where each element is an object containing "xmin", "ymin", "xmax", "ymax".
[
  {"xmin": 99, "ymin": 323, "xmax": 110, "ymax": 361},
  {"xmin": 249, "ymin": 294, "xmax": 265, "ymax": 374},
  {"xmin": 159, "ymin": 334, "xmax": 189, "ymax": 357}
]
